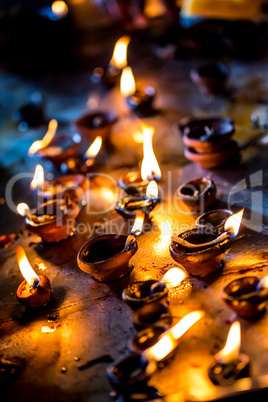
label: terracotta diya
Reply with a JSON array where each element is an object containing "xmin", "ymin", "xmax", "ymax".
[
  {"xmin": 195, "ymin": 209, "xmax": 232, "ymax": 232},
  {"xmin": 170, "ymin": 210, "xmax": 243, "ymax": 276},
  {"xmin": 177, "ymin": 177, "xmax": 216, "ymax": 212},
  {"xmin": 74, "ymin": 111, "xmax": 117, "ymax": 143},
  {"xmin": 222, "ymin": 275, "xmax": 268, "ymax": 318},
  {"xmin": 179, "ymin": 116, "xmax": 234, "ymax": 137},
  {"xmin": 129, "ymin": 326, "xmax": 168, "ymax": 354},
  {"xmin": 16, "ymin": 246, "xmax": 51, "ymax": 308},
  {"xmin": 77, "ymin": 213, "xmax": 144, "ymax": 282},
  {"xmin": 133, "ymin": 302, "xmax": 172, "ymax": 330},
  {"xmin": 190, "ymin": 62, "xmax": 229, "ymax": 95}
]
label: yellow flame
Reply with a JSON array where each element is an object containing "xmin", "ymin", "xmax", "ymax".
[
  {"xmin": 109, "ymin": 36, "xmax": 130, "ymax": 69},
  {"xmin": 42, "ymin": 325, "xmax": 56, "ymax": 333},
  {"xmin": 120, "ymin": 67, "xmax": 136, "ymax": 97},
  {"xmin": 131, "ymin": 211, "xmax": 145, "ymax": 236},
  {"xmin": 162, "ymin": 267, "xmax": 187, "ymax": 288},
  {"xmin": 28, "ymin": 119, "xmax": 58, "ymax": 156},
  {"xmin": 215, "ymin": 321, "xmax": 241, "ymax": 364},
  {"xmin": 224, "ymin": 209, "xmax": 244, "ymax": 237},
  {"xmin": 146, "ymin": 180, "xmax": 158, "ymax": 199},
  {"xmin": 141, "ymin": 123, "xmax": 161, "ymax": 181},
  {"xmin": 52, "ymin": 1, "xmax": 68, "ymax": 17},
  {"xmin": 30, "ymin": 164, "xmax": 44, "ymax": 190},
  {"xmin": 155, "ymin": 219, "xmax": 172, "ymax": 252},
  {"xmin": 17, "ymin": 203, "xmax": 30, "ymax": 217},
  {"xmin": 16, "ymin": 246, "xmax": 40, "ymax": 287},
  {"xmin": 259, "ymin": 275, "xmax": 268, "ymax": 289},
  {"xmin": 85, "ymin": 136, "xmax": 102, "ymax": 159},
  {"xmin": 170, "ymin": 311, "xmax": 204, "ymax": 340}
]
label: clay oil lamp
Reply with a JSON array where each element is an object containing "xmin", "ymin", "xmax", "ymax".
[
  {"xmin": 119, "ymin": 123, "xmax": 161, "ymax": 196},
  {"xmin": 107, "ymin": 311, "xmax": 204, "ymax": 392},
  {"xmin": 28, "ymin": 119, "xmax": 82, "ymax": 165},
  {"xmin": 170, "ymin": 210, "xmax": 244, "ymax": 276},
  {"xmin": 121, "ymin": 67, "xmax": 156, "ymax": 116},
  {"xmin": 177, "ymin": 177, "xmax": 216, "ymax": 212},
  {"xmin": 123, "ymin": 267, "xmax": 187, "ymax": 309},
  {"xmin": 77, "ymin": 212, "xmax": 145, "ymax": 282},
  {"xmin": 74, "ymin": 111, "xmax": 117, "ymax": 144},
  {"xmin": 60, "ymin": 136, "xmax": 102, "ymax": 174},
  {"xmin": 208, "ymin": 321, "xmax": 250, "ymax": 386},
  {"xmin": 129, "ymin": 326, "xmax": 168, "ymax": 354},
  {"xmin": 30, "ymin": 164, "xmax": 88, "ymax": 206},
  {"xmin": 179, "ymin": 116, "xmax": 234, "ymax": 137},
  {"xmin": 190, "ymin": 62, "xmax": 229, "ymax": 96},
  {"xmin": 222, "ymin": 275, "xmax": 268, "ymax": 318},
  {"xmin": 91, "ymin": 36, "xmax": 130, "ymax": 88},
  {"xmin": 195, "ymin": 209, "xmax": 232, "ymax": 232},
  {"xmin": 182, "ymin": 118, "xmax": 235, "ymax": 153},
  {"xmin": 133, "ymin": 302, "xmax": 172, "ymax": 330},
  {"xmin": 16, "ymin": 246, "xmax": 51, "ymax": 308},
  {"xmin": 17, "ymin": 198, "xmax": 79, "ymax": 243}
]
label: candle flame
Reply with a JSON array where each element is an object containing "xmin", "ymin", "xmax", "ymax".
[
  {"xmin": 42, "ymin": 325, "xmax": 56, "ymax": 333},
  {"xmin": 215, "ymin": 321, "xmax": 241, "ymax": 364},
  {"xmin": 30, "ymin": 164, "xmax": 44, "ymax": 190},
  {"xmin": 130, "ymin": 211, "xmax": 145, "ymax": 236},
  {"xmin": 146, "ymin": 180, "xmax": 158, "ymax": 199},
  {"xmin": 162, "ymin": 267, "xmax": 187, "ymax": 288},
  {"xmin": 120, "ymin": 67, "xmax": 136, "ymax": 97},
  {"xmin": 143, "ymin": 311, "xmax": 204, "ymax": 363},
  {"xmin": 17, "ymin": 203, "xmax": 30, "ymax": 217},
  {"xmin": 109, "ymin": 36, "xmax": 130, "ymax": 70},
  {"xmin": 28, "ymin": 119, "xmax": 58, "ymax": 156},
  {"xmin": 224, "ymin": 209, "xmax": 244, "ymax": 237},
  {"xmin": 85, "ymin": 136, "xmax": 102, "ymax": 160},
  {"xmin": 259, "ymin": 275, "xmax": 268, "ymax": 289},
  {"xmin": 141, "ymin": 123, "xmax": 161, "ymax": 181},
  {"xmin": 51, "ymin": 1, "xmax": 68, "ymax": 17},
  {"xmin": 16, "ymin": 246, "xmax": 40, "ymax": 288}
]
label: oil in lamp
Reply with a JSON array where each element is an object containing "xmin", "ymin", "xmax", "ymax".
[
  {"xmin": 17, "ymin": 198, "xmax": 79, "ymax": 243},
  {"xmin": 16, "ymin": 246, "xmax": 51, "ymax": 308},
  {"xmin": 28, "ymin": 119, "xmax": 82, "ymax": 165},
  {"xmin": 107, "ymin": 311, "xmax": 204, "ymax": 392},
  {"xmin": 60, "ymin": 136, "xmax": 102, "ymax": 174},
  {"xmin": 120, "ymin": 66, "xmax": 156, "ymax": 115},
  {"xmin": 222, "ymin": 275, "xmax": 268, "ymax": 318},
  {"xmin": 119, "ymin": 123, "xmax": 161, "ymax": 195},
  {"xmin": 177, "ymin": 176, "xmax": 216, "ymax": 212},
  {"xmin": 91, "ymin": 36, "xmax": 130, "ymax": 88},
  {"xmin": 123, "ymin": 267, "xmax": 187, "ymax": 308},
  {"xmin": 208, "ymin": 321, "xmax": 250, "ymax": 386},
  {"xmin": 170, "ymin": 210, "xmax": 244, "ymax": 276},
  {"xmin": 77, "ymin": 212, "xmax": 145, "ymax": 282}
]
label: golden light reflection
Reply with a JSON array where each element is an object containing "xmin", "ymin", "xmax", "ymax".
[
  {"xmin": 42, "ymin": 325, "xmax": 56, "ymax": 333},
  {"xmin": 146, "ymin": 180, "xmax": 158, "ymax": 199},
  {"xmin": 132, "ymin": 130, "xmax": 144, "ymax": 144},
  {"xmin": 224, "ymin": 209, "xmax": 244, "ymax": 237},
  {"xmin": 100, "ymin": 188, "xmax": 115, "ymax": 204},
  {"xmin": 156, "ymin": 218, "xmax": 172, "ymax": 252},
  {"xmin": 215, "ymin": 321, "xmax": 241, "ymax": 364},
  {"xmin": 16, "ymin": 246, "xmax": 40, "ymax": 287},
  {"xmin": 131, "ymin": 211, "xmax": 145, "ymax": 236},
  {"xmin": 141, "ymin": 123, "xmax": 161, "ymax": 181},
  {"xmin": 162, "ymin": 267, "xmax": 186, "ymax": 288},
  {"xmin": 28, "ymin": 119, "xmax": 58, "ymax": 156},
  {"xmin": 109, "ymin": 36, "xmax": 130, "ymax": 70},
  {"xmin": 51, "ymin": 1, "xmax": 68, "ymax": 18},
  {"xmin": 120, "ymin": 67, "xmax": 136, "ymax": 97},
  {"xmin": 17, "ymin": 202, "xmax": 30, "ymax": 217},
  {"xmin": 30, "ymin": 164, "xmax": 44, "ymax": 190}
]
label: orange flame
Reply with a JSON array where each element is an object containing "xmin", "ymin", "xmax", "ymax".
[
  {"xmin": 17, "ymin": 203, "xmax": 30, "ymax": 217},
  {"xmin": 30, "ymin": 164, "xmax": 44, "ymax": 190},
  {"xmin": 146, "ymin": 180, "xmax": 158, "ymax": 199},
  {"xmin": 109, "ymin": 36, "xmax": 130, "ymax": 69},
  {"xmin": 130, "ymin": 211, "xmax": 145, "ymax": 236},
  {"xmin": 42, "ymin": 325, "xmax": 56, "ymax": 333},
  {"xmin": 84, "ymin": 136, "xmax": 102, "ymax": 165},
  {"xmin": 224, "ymin": 209, "xmax": 244, "ymax": 237},
  {"xmin": 28, "ymin": 119, "xmax": 58, "ymax": 156},
  {"xmin": 162, "ymin": 267, "xmax": 187, "ymax": 288},
  {"xmin": 141, "ymin": 123, "xmax": 161, "ymax": 181},
  {"xmin": 120, "ymin": 67, "xmax": 136, "ymax": 97},
  {"xmin": 51, "ymin": 1, "xmax": 68, "ymax": 17},
  {"xmin": 215, "ymin": 321, "xmax": 241, "ymax": 364},
  {"xmin": 16, "ymin": 246, "xmax": 40, "ymax": 287}
]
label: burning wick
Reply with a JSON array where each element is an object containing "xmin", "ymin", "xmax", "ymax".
[
  {"xmin": 109, "ymin": 36, "xmax": 130, "ymax": 70},
  {"xmin": 124, "ymin": 211, "xmax": 145, "ymax": 251},
  {"xmin": 16, "ymin": 246, "xmax": 51, "ymax": 308},
  {"xmin": 141, "ymin": 123, "xmax": 161, "ymax": 182},
  {"xmin": 28, "ymin": 119, "xmax": 58, "ymax": 156},
  {"xmin": 30, "ymin": 164, "xmax": 44, "ymax": 190},
  {"xmin": 172, "ymin": 209, "xmax": 244, "ymax": 249},
  {"xmin": 215, "ymin": 321, "xmax": 241, "ymax": 365},
  {"xmin": 83, "ymin": 136, "xmax": 102, "ymax": 167}
]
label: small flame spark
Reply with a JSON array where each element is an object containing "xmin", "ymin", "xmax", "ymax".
[
  {"xmin": 28, "ymin": 119, "xmax": 58, "ymax": 156},
  {"xmin": 215, "ymin": 321, "xmax": 241, "ymax": 364},
  {"xmin": 109, "ymin": 36, "xmax": 130, "ymax": 70},
  {"xmin": 16, "ymin": 246, "xmax": 40, "ymax": 288},
  {"xmin": 17, "ymin": 203, "xmax": 30, "ymax": 217},
  {"xmin": 141, "ymin": 123, "xmax": 161, "ymax": 181},
  {"xmin": 30, "ymin": 164, "xmax": 44, "ymax": 190},
  {"xmin": 224, "ymin": 209, "xmax": 244, "ymax": 238},
  {"xmin": 120, "ymin": 67, "xmax": 136, "ymax": 97}
]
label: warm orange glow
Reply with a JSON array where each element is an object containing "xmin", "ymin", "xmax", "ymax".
[
  {"xmin": 141, "ymin": 123, "xmax": 161, "ymax": 181},
  {"xmin": 51, "ymin": 1, "xmax": 68, "ymax": 17},
  {"xmin": 17, "ymin": 203, "xmax": 30, "ymax": 217},
  {"xmin": 155, "ymin": 219, "xmax": 172, "ymax": 252},
  {"xmin": 120, "ymin": 67, "xmax": 136, "ymax": 97},
  {"xmin": 42, "ymin": 325, "xmax": 56, "ymax": 333},
  {"xmin": 259, "ymin": 275, "xmax": 268, "ymax": 289},
  {"xmin": 131, "ymin": 211, "xmax": 145, "ymax": 236},
  {"xmin": 162, "ymin": 267, "xmax": 187, "ymax": 288},
  {"xmin": 224, "ymin": 209, "xmax": 244, "ymax": 237},
  {"xmin": 16, "ymin": 246, "xmax": 40, "ymax": 287},
  {"xmin": 85, "ymin": 136, "xmax": 102, "ymax": 160},
  {"xmin": 146, "ymin": 180, "xmax": 158, "ymax": 199},
  {"xmin": 28, "ymin": 119, "xmax": 58, "ymax": 156},
  {"xmin": 109, "ymin": 36, "xmax": 130, "ymax": 69},
  {"xmin": 215, "ymin": 321, "xmax": 241, "ymax": 364},
  {"xmin": 30, "ymin": 164, "xmax": 44, "ymax": 190},
  {"xmin": 170, "ymin": 311, "xmax": 204, "ymax": 340}
]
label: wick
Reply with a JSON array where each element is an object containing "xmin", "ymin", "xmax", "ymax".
[
  {"xmin": 123, "ymin": 229, "xmax": 142, "ymax": 252},
  {"xmin": 200, "ymin": 126, "xmax": 215, "ymax": 141},
  {"xmin": 32, "ymin": 278, "xmax": 40, "ymax": 290},
  {"xmin": 172, "ymin": 231, "xmax": 230, "ymax": 249}
]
